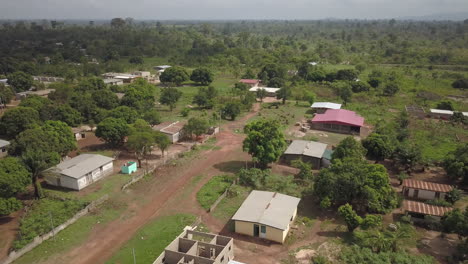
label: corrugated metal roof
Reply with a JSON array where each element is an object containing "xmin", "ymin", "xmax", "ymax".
[
  {"xmin": 402, "ymin": 179, "xmax": 453, "ymax": 193},
  {"xmin": 404, "ymin": 200, "xmax": 453, "ymax": 217},
  {"xmin": 232, "ymin": 190, "xmax": 300, "ymax": 230},
  {"xmin": 284, "ymin": 140, "xmax": 328, "ymax": 158},
  {"xmin": 0, "ymin": 139, "xmax": 10, "ymax": 148},
  {"xmin": 52, "ymin": 154, "xmax": 114, "ymax": 179},
  {"xmin": 312, "ymin": 109, "xmax": 364, "ymax": 127},
  {"xmin": 311, "ymin": 102, "xmax": 342, "ymax": 110}
]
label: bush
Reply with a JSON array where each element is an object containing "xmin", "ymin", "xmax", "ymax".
[
  {"xmin": 196, "ymin": 175, "xmax": 235, "ymax": 210},
  {"xmin": 445, "ymin": 188, "xmax": 462, "ymax": 204},
  {"xmin": 426, "ymin": 199, "xmax": 452, "ymax": 207},
  {"xmin": 361, "ymin": 214, "xmax": 383, "ymax": 230},
  {"xmin": 13, "ymin": 198, "xmax": 87, "ymax": 249}
]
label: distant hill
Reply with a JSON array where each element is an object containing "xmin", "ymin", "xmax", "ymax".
[{"xmin": 400, "ymin": 12, "xmax": 468, "ymax": 21}]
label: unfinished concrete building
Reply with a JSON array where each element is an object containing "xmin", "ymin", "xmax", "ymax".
[{"xmin": 153, "ymin": 228, "xmax": 235, "ymax": 264}]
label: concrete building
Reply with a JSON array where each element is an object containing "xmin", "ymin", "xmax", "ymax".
[
  {"xmin": 311, "ymin": 109, "xmax": 364, "ymax": 135},
  {"xmin": 44, "ymin": 154, "xmax": 114, "ymax": 191},
  {"xmin": 0, "ymin": 139, "xmax": 10, "ymax": 158},
  {"xmin": 15, "ymin": 89, "xmax": 56, "ymax": 100},
  {"xmin": 310, "ymin": 102, "xmax": 342, "ymax": 114},
  {"xmin": 153, "ymin": 227, "xmax": 235, "ymax": 264},
  {"xmin": 405, "ymin": 105, "xmax": 426, "ymax": 119},
  {"xmin": 71, "ymin": 127, "xmax": 87, "ymax": 141},
  {"xmin": 283, "ymin": 140, "xmax": 331, "ymax": 169},
  {"xmin": 239, "ymin": 79, "xmax": 261, "ymax": 87},
  {"xmin": 232, "ymin": 190, "xmax": 300, "ymax": 244},
  {"xmin": 248, "ymin": 87, "xmax": 280, "ymax": 97},
  {"xmin": 102, "ymin": 73, "xmax": 138, "ymax": 84},
  {"xmin": 155, "ymin": 65, "xmax": 172, "ymax": 73},
  {"xmin": 152, "ymin": 121, "xmax": 186, "ymax": 143},
  {"xmin": 103, "ymin": 78, "xmax": 124, "ymax": 86},
  {"xmin": 403, "ymin": 200, "xmax": 452, "ymax": 221},
  {"xmin": 402, "ymin": 179, "xmax": 453, "ymax": 201},
  {"xmin": 429, "ymin": 109, "xmax": 468, "ymax": 120}
]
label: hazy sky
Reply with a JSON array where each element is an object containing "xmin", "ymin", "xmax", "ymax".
[{"xmin": 1, "ymin": 0, "xmax": 467, "ymax": 20}]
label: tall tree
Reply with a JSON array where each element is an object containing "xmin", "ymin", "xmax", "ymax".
[
  {"xmin": 0, "ymin": 107, "xmax": 40, "ymax": 139},
  {"xmin": 7, "ymin": 71, "xmax": 33, "ymax": 92},
  {"xmin": 243, "ymin": 119, "xmax": 286, "ymax": 168},
  {"xmin": 95, "ymin": 118, "xmax": 129, "ymax": 146},
  {"xmin": 190, "ymin": 68, "xmax": 214, "ymax": 85},
  {"xmin": 22, "ymin": 150, "xmax": 60, "ymax": 199},
  {"xmin": 127, "ymin": 132, "xmax": 156, "ymax": 168},
  {"xmin": 362, "ymin": 133, "xmax": 394, "ymax": 163},
  {"xmin": 276, "ymin": 87, "xmax": 292, "ymax": 104},
  {"xmin": 332, "ymin": 136, "xmax": 366, "ymax": 161},
  {"xmin": 160, "ymin": 88, "xmax": 182, "ymax": 111},
  {"xmin": 160, "ymin": 67, "xmax": 189, "ymax": 86},
  {"xmin": 184, "ymin": 117, "xmax": 209, "ymax": 139}
]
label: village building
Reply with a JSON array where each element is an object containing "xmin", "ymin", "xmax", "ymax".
[
  {"xmin": 311, "ymin": 109, "xmax": 364, "ymax": 135},
  {"xmin": 239, "ymin": 79, "xmax": 261, "ymax": 87},
  {"xmin": 283, "ymin": 140, "xmax": 332, "ymax": 169},
  {"xmin": 0, "ymin": 139, "xmax": 10, "ymax": 158},
  {"xmin": 44, "ymin": 154, "xmax": 114, "ymax": 191},
  {"xmin": 71, "ymin": 127, "xmax": 87, "ymax": 141},
  {"xmin": 152, "ymin": 121, "xmax": 186, "ymax": 143},
  {"xmin": 429, "ymin": 109, "xmax": 468, "ymax": 120},
  {"xmin": 153, "ymin": 227, "xmax": 236, "ymax": 264},
  {"xmin": 102, "ymin": 73, "xmax": 139, "ymax": 83},
  {"xmin": 248, "ymin": 87, "xmax": 280, "ymax": 97},
  {"xmin": 405, "ymin": 105, "xmax": 426, "ymax": 119},
  {"xmin": 33, "ymin": 76, "xmax": 65, "ymax": 83},
  {"xmin": 232, "ymin": 190, "xmax": 300, "ymax": 244},
  {"xmin": 15, "ymin": 89, "xmax": 56, "ymax": 100},
  {"xmin": 103, "ymin": 78, "xmax": 124, "ymax": 86},
  {"xmin": 402, "ymin": 179, "xmax": 453, "ymax": 201},
  {"xmin": 310, "ymin": 102, "xmax": 342, "ymax": 114},
  {"xmin": 155, "ymin": 65, "xmax": 172, "ymax": 73},
  {"xmin": 403, "ymin": 200, "xmax": 453, "ymax": 222}
]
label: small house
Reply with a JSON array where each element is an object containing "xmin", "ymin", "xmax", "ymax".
[
  {"xmin": 121, "ymin": 161, "xmax": 137, "ymax": 174},
  {"xmin": 283, "ymin": 140, "xmax": 331, "ymax": 169},
  {"xmin": 311, "ymin": 109, "xmax": 364, "ymax": 135},
  {"xmin": 153, "ymin": 228, "xmax": 235, "ymax": 264},
  {"xmin": 152, "ymin": 121, "xmax": 186, "ymax": 143},
  {"xmin": 232, "ymin": 190, "xmax": 300, "ymax": 244},
  {"xmin": 403, "ymin": 200, "xmax": 452, "ymax": 222},
  {"xmin": 104, "ymin": 78, "xmax": 124, "ymax": 86},
  {"xmin": 239, "ymin": 79, "xmax": 261, "ymax": 87},
  {"xmin": 248, "ymin": 87, "xmax": 280, "ymax": 97},
  {"xmin": 44, "ymin": 154, "xmax": 114, "ymax": 190},
  {"xmin": 72, "ymin": 127, "xmax": 86, "ymax": 141},
  {"xmin": 134, "ymin": 71, "xmax": 151, "ymax": 79},
  {"xmin": 402, "ymin": 179, "xmax": 453, "ymax": 201},
  {"xmin": 154, "ymin": 65, "xmax": 171, "ymax": 73},
  {"xmin": 0, "ymin": 139, "xmax": 10, "ymax": 158},
  {"xmin": 310, "ymin": 102, "xmax": 342, "ymax": 114}
]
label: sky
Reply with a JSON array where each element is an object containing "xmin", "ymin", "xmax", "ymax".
[{"xmin": 0, "ymin": 0, "xmax": 467, "ymax": 20}]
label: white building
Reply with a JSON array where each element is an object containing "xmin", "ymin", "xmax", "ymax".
[
  {"xmin": 429, "ymin": 109, "xmax": 468, "ymax": 120},
  {"xmin": 248, "ymin": 87, "xmax": 281, "ymax": 97},
  {"xmin": 154, "ymin": 65, "xmax": 172, "ymax": 73},
  {"xmin": 310, "ymin": 102, "xmax": 342, "ymax": 114},
  {"xmin": 103, "ymin": 78, "xmax": 124, "ymax": 86},
  {"xmin": 0, "ymin": 139, "xmax": 10, "ymax": 158},
  {"xmin": 44, "ymin": 154, "xmax": 114, "ymax": 190}
]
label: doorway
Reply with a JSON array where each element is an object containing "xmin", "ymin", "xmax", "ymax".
[{"xmin": 253, "ymin": 224, "xmax": 259, "ymax": 237}]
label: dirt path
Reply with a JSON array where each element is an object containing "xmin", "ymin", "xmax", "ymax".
[{"xmin": 41, "ymin": 104, "xmax": 260, "ymax": 264}]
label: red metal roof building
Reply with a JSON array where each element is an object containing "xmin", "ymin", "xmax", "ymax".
[
  {"xmin": 311, "ymin": 109, "xmax": 364, "ymax": 135},
  {"xmin": 404, "ymin": 200, "xmax": 452, "ymax": 217}
]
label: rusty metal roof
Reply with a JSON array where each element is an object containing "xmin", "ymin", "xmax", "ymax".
[
  {"xmin": 403, "ymin": 200, "xmax": 453, "ymax": 217},
  {"xmin": 402, "ymin": 179, "xmax": 453, "ymax": 193}
]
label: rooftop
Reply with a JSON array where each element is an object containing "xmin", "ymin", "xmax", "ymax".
[
  {"xmin": 402, "ymin": 179, "xmax": 453, "ymax": 193},
  {"xmin": 51, "ymin": 154, "xmax": 114, "ymax": 179},
  {"xmin": 284, "ymin": 140, "xmax": 328, "ymax": 159},
  {"xmin": 312, "ymin": 109, "xmax": 364, "ymax": 127},
  {"xmin": 248, "ymin": 87, "xmax": 280, "ymax": 93},
  {"xmin": 232, "ymin": 190, "xmax": 300, "ymax": 230},
  {"xmin": 153, "ymin": 121, "xmax": 185, "ymax": 135},
  {"xmin": 311, "ymin": 102, "xmax": 342, "ymax": 110},
  {"xmin": 430, "ymin": 109, "xmax": 468, "ymax": 117},
  {"xmin": 0, "ymin": 139, "xmax": 10, "ymax": 148},
  {"xmin": 404, "ymin": 200, "xmax": 452, "ymax": 217}
]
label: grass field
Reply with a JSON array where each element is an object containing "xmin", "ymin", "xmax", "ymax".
[
  {"xmin": 106, "ymin": 214, "xmax": 196, "ymax": 264},
  {"xmin": 196, "ymin": 175, "xmax": 235, "ymax": 210},
  {"xmin": 211, "ymin": 185, "xmax": 251, "ymax": 222}
]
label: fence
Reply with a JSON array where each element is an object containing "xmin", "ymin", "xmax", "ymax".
[
  {"xmin": 207, "ymin": 179, "xmax": 237, "ymax": 213},
  {"xmin": 1, "ymin": 195, "xmax": 109, "ymax": 264}
]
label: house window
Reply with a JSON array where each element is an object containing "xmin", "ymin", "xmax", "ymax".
[{"xmin": 260, "ymin": 225, "xmax": 266, "ymax": 234}]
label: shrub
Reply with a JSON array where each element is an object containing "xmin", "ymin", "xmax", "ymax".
[
  {"xmin": 196, "ymin": 175, "xmax": 235, "ymax": 210},
  {"xmin": 426, "ymin": 199, "xmax": 452, "ymax": 207}
]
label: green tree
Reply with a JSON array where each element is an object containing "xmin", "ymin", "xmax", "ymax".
[
  {"xmin": 160, "ymin": 88, "xmax": 182, "ymax": 111},
  {"xmin": 336, "ymin": 69, "xmax": 359, "ymax": 81},
  {"xmin": 221, "ymin": 102, "xmax": 241, "ymax": 120},
  {"xmin": 0, "ymin": 197, "xmax": 22, "ymax": 216},
  {"xmin": 452, "ymin": 79, "xmax": 468, "ymax": 89},
  {"xmin": 332, "ymin": 136, "xmax": 366, "ymax": 161},
  {"xmin": 0, "ymin": 107, "xmax": 41, "ymax": 139},
  {"xmin": 108, "ymin": 106, "xmax": 138, "ymax": 124},
  {"xmin": 129, "ymin": 56, "xmax": 143, "ymax": 64},
  {"xmin": 95, "ymin": 118, "xmax": 129, "ymax": 146},
  {"xmin": 268, "ymin": 77, "xmax": 285, "ymax": 88},
  {"xmin": 19, "ymin": 95, "xmax": 51, "ymax": 111},
  {"xmin": 291, "ymin": 159, "xmax": 313, "ymax": 180},
  {"xmin": 257, "ymin": 64, "xmax": 286, "ymax": 84},
  {"xmin": 143, "ymin": 110, "xmax": 161, "ymax": 127},
  {"xmin": 243, "ymin": 119, "xmax": 287, "ymax": 168},
  {"xmin": 256, "ymin": 89, "xmax": 267, "ymax": 102},
  {"xmin": 127, "ymin": 132, "xmax": 156, "ymax": 168},
  {"xmin": 22, "ymin": 149, "xmax": 60, "ymax": 199},
  {"xmin": 154, "ymin": 131, "xmax": 171, "ymax": 157},
  {"xmin": 92, "ymin": 90, "xmax": 119, "ymax": 110},
  {"xmin": 7, "ymin": 71, "xmax": 33, "ymax": 92},
  {"xmin": 338, "ymin": 203, "xmax": 362, "ymax": 232},
  {"xmin": 445, "ymin": 188, "xmax": 462, "ymax": 204},
  {"xmin": 393, "ymin": 143, "xmax": 422, "ymax": 173},
  {"xmin": 0, "ymin": 157, "xmax": 31, "ymax": 198},
  {"xmin": 441, "ymin": 208, "xmax": 468, "ymax": 237},
  {"xmin": 443, "ymin": 144, "xmax": 468, "ymax": 183},
  {"xmin": 40, "ymin": 104, "xmax": 82, "ymax": 127},
  {"xmin": 192, "ymin": 86, "xmax": 217, "ymax": 109},
  {"xmin": 383, "ymin": 83, "xmax": 399, "ymax": 96},
  {"xmin": 190, "ymin": 68, "xmax": 214, "ymax": 85},
  {"xmin": 276, "ymin": 87, "xmax": 292, "ymax": 104},
  {"xmin": 160, "ymin": 67, "xmax": 189, "ymax": 86},
  {"xmin": 362, "ymin": 133, "xmax": 394, "ymax": 162},
  {"xmin": 0, "ymin": 84, "xmax": 15, "ymax": 104},
  {"xmin": 185, "ymin": 117, "xmax": 209, "ymax": 139}
]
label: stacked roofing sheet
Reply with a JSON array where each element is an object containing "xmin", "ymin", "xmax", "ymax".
[
  {"xmin": 402, "ymin": 179, "xmax": 453, "ymax": 193},
  {"xmin": 404, "ymin": 200, "xmax": 453, "ymax": 217}
]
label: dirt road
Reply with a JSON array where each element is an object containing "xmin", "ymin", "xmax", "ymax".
[{"xmin": 42, "ymin": 104, "xmax": 260, "ymax": 264}]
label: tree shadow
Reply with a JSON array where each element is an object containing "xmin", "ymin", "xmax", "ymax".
[
  {"xmin": 0, "ymin": 215, "xmax": 15, "ymax": 225},
  {"xmin": 213, "ymin": 160, "xmax": 254, "ymax": 174}
]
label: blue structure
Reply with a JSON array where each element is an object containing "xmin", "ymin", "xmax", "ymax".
[{"xmin": 121, "ymin": 161, "xmax": 137, "ymax": 174}]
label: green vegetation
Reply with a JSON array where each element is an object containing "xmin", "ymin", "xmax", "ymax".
[
  {"xmin": 196, "ymin": 175, "xmax": 235, "ymax": 210},
  {"xmin": 106, "ymin": 214, "xmax": 196, "ymax": 264},
  {"xmin": 212, "ymin": 185, "xmax": 251, "ymax": 222}
]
